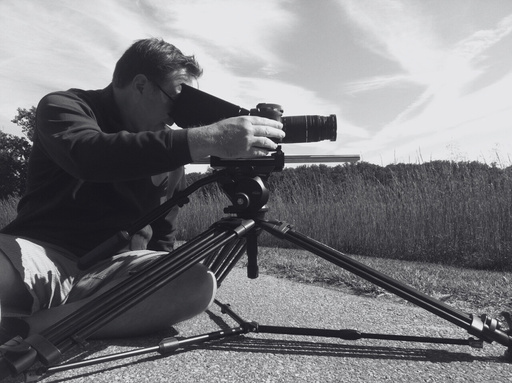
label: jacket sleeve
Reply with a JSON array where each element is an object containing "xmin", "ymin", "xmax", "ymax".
[
  {"xmin": 148, "ymin": 166, "xmax": 188, "ymax": 251},
  {"xmin": 35, "ymin": 91, "xmax": 193, "ymax": 182}
]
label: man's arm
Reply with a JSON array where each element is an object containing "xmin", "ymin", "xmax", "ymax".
[
  {"xmin": 36, "ymin": 91, "xmax": 191, "ymax": 182},
  {"xmin": 37, "ymin": 90, "xmax": 284, "ymax": 181},
  {"xmin": 187, "ymin": 116, "xmax": 284, "ymax": 161},
  {"xmin": 148, "ymin": 167, "xmax": 187, "ymax": 252}
]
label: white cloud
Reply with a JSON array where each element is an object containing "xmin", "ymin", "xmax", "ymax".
[
  {"xmin": 336, "ymin": 0, "xmax": 512, "ymax": 164},
  {"xmin": 0, "ymin": 0, "xmax": 150, "ymax": 134},
  {"xmin": 0, "ymin": 0, "xmax": 308, "ymax": 136},
  {"xmin": 343, "ymin": 74, "xmax": 411, "ymax": 94},
  {"xmin": 146, "ymin": 0, "xmax": 296, "ymax": 67},
  {"xmin": 355, "ymin": 70, "xmax": 512, "ymax": 165},
  {"xmin": 340, "ymin": 0, "xmax": 442, "ymax": 77}
]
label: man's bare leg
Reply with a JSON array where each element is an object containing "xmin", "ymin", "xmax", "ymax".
[
  {"xmin": 0, "ymin": 253, "xmax": 32, "ymax": 319},
  {"xmin": 24, "ymin": 263, "xmax": 216, "ymax": 338}
]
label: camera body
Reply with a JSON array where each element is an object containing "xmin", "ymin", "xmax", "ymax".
[{"xmin": 173, "ymin": 84, "xmax": 337, "ymax": 144}]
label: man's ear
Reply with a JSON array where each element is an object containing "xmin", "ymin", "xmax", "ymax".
[{"xmin": 132, "ymin": 74, "xmax": 149, "ymax": 95}]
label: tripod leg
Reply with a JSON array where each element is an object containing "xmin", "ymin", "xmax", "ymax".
[
  {"xmin": 203, "ymin": 238, "xmax": 247, "ymax": 286},
  {"xmin": 258, "ymin": 220, "xmax": 512, "ymax": 349},
  {"xmin": 246, "ymin": 229, "xmax": 260, "ymax": 279}
]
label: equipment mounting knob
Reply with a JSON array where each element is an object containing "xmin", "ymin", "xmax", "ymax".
[{"xmin": 235, "ymin": 193, "xmax": 250, "ymax": 209}]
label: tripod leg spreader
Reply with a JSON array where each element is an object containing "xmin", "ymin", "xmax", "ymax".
[{"xmin": 0, "ymin": 334, "xmax": 61, "ymax": 378}]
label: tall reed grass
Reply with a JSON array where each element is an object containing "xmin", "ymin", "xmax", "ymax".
[
  {"xmin": 1, "ymin": 161, "xmax": 510, "ymax": 271},
  {"xmin": 179, "ymin": 162, "xmax": 512, "ymax": 271}
]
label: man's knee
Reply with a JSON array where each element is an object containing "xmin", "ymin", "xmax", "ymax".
[
  {"xmin": 160, "ymin": 263, "xmax": 217, "ymax": 318},
  {"xmin": 90, "ymin": 263, "xmax": 217, "ymax": 338},
  {"xmin": 181, "ymin": 263, "xmax": 217, "ymax": 311}
]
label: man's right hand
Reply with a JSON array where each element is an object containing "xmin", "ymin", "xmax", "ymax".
[{"xmin": 187, "ymin": 116, "xmax": 285, "ymax": 161}]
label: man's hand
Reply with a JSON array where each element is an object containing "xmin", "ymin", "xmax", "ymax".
[{"xmin": 187, "ymin": 116, "xmax": 285, "ymax": 161}]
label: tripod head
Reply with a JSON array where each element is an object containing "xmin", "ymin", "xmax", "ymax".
[{"xmin": 209, "ymin": 147, "xmax": 285, "ymax": 217}]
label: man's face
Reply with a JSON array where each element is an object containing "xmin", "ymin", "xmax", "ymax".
[{"xmin": 133, "ymin": 69, "xmax": 198, "ymax": 132}]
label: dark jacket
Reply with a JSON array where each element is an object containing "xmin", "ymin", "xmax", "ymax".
[{"xmin": 2, "ymin": 84, "xmax": 191, "ymax": 257}]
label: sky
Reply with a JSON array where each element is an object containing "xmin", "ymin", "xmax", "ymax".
[{"xmin": 1, "ymin": 0, "xmax": 512, "ymax": 170}]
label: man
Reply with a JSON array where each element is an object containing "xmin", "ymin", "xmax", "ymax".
[{"xmin": 0, "ymin": 38, "xmax": 284, "ymax": 339}]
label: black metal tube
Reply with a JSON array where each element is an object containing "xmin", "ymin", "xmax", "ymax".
[
  {"xmin": 206, "ymin": 238, "xmax": 243, "ymax": 275},
  {"xmin": 256, "ymin": 325, "xmax": 478, "ymax": 346},
  {"xmin": 215, "ymin": 239, "xmax": 247, "ymax": 286},
  {"xmin": 40, "ymin": 327, "xmax": 248, "ymax": 378},
  {"xmin": 246, "ymin": 231, "xmax": 259, "ymax": 279}
]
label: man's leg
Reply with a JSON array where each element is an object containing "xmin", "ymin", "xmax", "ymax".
[
  {"xmin": 25, "ymin": 262, "xmax": 217, "ymax": 339},
  {"xmin": 0, "ymin": 234, "xmax": 77, "ymax": 321},
  {"xmin": 0, "ymin": 252, "xmax": 33, "ymax": 317},
  {"xmin": 93, "ymin": 263, "xmax": 216, "ymax": 338},
  {"xmin": 0, "ymin": 235, "xmax": 217, "ymax": 339},
  {"xmin": 0, "ymin": 252, "xmax": 34, "ymax": 343}
]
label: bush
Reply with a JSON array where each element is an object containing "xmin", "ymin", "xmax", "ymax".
[{"xmin": 0, "ymin": 131, "xmax": 31, "ymax": 198}]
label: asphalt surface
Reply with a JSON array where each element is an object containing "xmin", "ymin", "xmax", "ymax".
[{"xmin": 3, "ymin": 267, "xmax": 512, "ymax": 382}]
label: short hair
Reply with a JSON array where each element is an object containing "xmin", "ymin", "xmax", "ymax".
[{"xmin": 112, "ymin": 38, "xmax": 203, "ymax": 87}]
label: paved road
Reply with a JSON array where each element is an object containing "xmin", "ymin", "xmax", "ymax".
[{"xmin": 4, "ymin": 267, "xmax": 512, "ymax": 382}]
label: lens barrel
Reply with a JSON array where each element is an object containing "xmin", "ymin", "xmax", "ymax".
[
  {"xmin": 253, "ymin": 103, "xmax": 337, "ymax": 143},
  {"xmin": 281, "ymin": 115, "xmax": 337, "ymax": 143}
]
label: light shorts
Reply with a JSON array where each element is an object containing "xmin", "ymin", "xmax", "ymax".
[{"xmin": 0, "ymin": 233, "xmax": 167, "ymax": 317}]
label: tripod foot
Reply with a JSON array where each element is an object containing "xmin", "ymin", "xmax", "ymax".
[{"xmin": 499, "ymin": 311, "xmax": 512, "ymax": 362}]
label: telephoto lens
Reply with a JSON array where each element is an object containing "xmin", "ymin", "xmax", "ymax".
[
  {"xmin": 172, "ymin": 85, "xmax": 338, "ymax": 144},
  {"xmin": 253, "ymin": 103, "xmax": 337, "ymax": 143},
  {"xmin": 281, "ymin": 114, "xmax": 337, "ymax": 143}
]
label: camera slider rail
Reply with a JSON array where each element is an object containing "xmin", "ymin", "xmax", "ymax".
[{"xmin": 193, "ymin": 154, "xmax": 361, "ymax": 165}]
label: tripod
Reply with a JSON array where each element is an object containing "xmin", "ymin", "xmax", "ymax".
[{"xmin": 1, "ymin": 150, "xmax": 511, "ymax": 381}]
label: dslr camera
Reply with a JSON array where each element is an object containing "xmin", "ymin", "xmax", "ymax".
[{"xmin": 172, "ymin": 84, "xmax": 337, "ymax": 144}]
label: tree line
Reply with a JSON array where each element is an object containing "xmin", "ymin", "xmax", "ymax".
[{"xmin": 0, "ymin": 107, "xmax": 35, "ymax": 198}]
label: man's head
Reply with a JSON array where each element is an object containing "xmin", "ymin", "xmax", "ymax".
[
  {"xmin": 113, "ymin": 38, "xmax": 202, "ymax": 88},
  {"xmin": 113, "ymin": 38, "xmax": 202, "ymax": 132}
]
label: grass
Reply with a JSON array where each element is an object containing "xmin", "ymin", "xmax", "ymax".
[{"xmin": 182, "ymin": 162, "xmax": 512, "ymax": 272}]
